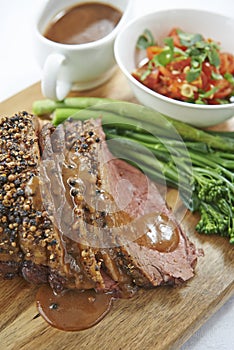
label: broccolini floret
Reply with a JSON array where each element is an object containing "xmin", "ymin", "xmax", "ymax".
[{"xmin": 191, "ymin": 167, "xmax": 234, "ymax": 243}]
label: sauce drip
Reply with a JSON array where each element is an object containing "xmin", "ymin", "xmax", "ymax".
[
  {"xmin": 44, "ymin": 2, "xmax": 122, "ymax": 45},
  {"xmin": 134, "ymin": 213, "xmax": 180, "ymax": 252},
  {"xmin": 36, "ymin": 285, "xmax": 113, "ymax": 331}
]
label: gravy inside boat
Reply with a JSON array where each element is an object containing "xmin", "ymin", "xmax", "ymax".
[{"xmin": 44, "ymin": 2, "xmax": 122, "ymax": 45}]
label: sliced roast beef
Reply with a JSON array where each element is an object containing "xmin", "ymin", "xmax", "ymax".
[
  {"xmin": 0, "ymin": 112, "xmax": 198, "ymax": 297},
  {"xmin": 96, "ymin": 135, "xmax": 197, "ymax": 287},
  {"xmin": 39, "ymin": 118, "xmax": 135, "ymax": 295}
]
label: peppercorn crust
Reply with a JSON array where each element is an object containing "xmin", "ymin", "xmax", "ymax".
[
  {"xmin": 0, "ymin": 113, "xmax": 115, "ymax": 291},
  {"xmin": 0, "ymin": 112, "xmax": 40, "ymax": 267},
  {"xmin": 0, "ymin": 112, "xmax": 65, "ymax": 280}
]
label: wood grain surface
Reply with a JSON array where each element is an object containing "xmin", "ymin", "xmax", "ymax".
[{"xmin": 0, "ymin": 70, "xmax": 234, "ymax": 350}]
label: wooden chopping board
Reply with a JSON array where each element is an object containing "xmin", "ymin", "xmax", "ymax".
[{"xmin": 0, "ymin": 70, "xmax": 234, "ymax": 350}]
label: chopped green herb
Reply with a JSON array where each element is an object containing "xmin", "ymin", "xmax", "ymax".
[
  {"xmin": 211, "ymin": 71, "xmax": 223, "ymax": 80},
  {"xmin": 207, "ymin": 47, "xmax": 220, "ymax": 67},
  {"xmin": 174, "ymin": 47, "xmax": 188, "ymax": 57},
  {"xmin": 195, "ymin": 40, "xmax": 207, "ymax": 49},
  {"xmin": 164, "ymin": 37, "xmax": 174, "ymax": 53},
  {"xmin": 195, "ymin": 99, "xmax": 206, "ymax": 104},
  {"xmin": 177, "ymin": 29, "xmax": 203, "ymax": 47},
  {"xmin": 210, "ymin": 41, "xmax": 221, "ymax": 51},
  {"xmin": 139, "ymin": 60, "xmax": 155, "ymax": 81},
  {"xmin": 191, "ymin": 58, "xmax": 200, "ymax": 68},
  {"xmin": 140, "ymin": 68, "xmax": 152, "ymax": 81},
  {"xmin": 215, "ymin": 99, "xmax": 230, "ymax": 104},
  {"xmin": 152, "ymin": 47, "xmax": 173, "ymax": 66},
  {"xmin": 224, "ymin": 72, "xmax": 234, "ymax": 85},
  {"xmin": 151, "ymin": 37, "xmax": 174, "ymax": 67},
  {"xmin": 199, "ymin": 86, "xmax": 219, "ymax": 99},
  {"xmin": 136, "ymin": 29, "xmax": 155, "ymax": 49},
  {"xmin": 186, "ymin": 68, "xmax": 201, "ymax": 83},
  {"xmin": 187, "ymin": 46, "xmax": 203, "ymax": 58}
]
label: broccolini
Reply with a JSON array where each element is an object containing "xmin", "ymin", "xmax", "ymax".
[{"xmin": 33, "ymin": 98, "xmax": 234, "ymax": 243}]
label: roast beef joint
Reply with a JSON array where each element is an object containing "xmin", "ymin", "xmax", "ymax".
[{"xmin": 0, "ymin": 112, "xmax": 198, "ymax": 331}]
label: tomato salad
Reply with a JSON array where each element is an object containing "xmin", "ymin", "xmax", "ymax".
[{"xmin": 132, "ymin": 28, "xmax": 234, "ymax": 105}]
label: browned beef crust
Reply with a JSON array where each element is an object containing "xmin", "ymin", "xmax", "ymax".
[{"xmin": 0, "ymin": 112, "xmax": 198, "ymax": 296}]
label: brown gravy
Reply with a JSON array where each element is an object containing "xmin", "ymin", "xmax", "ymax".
[
  {"xmin": 44, "ymin": 2, "xmax": 122, "ymax": 45},
  {"xmin": 36, "ymin": 285, "xmax": 113, "ymax": 331},
  {"xmin": 134, "ymin": 213, "xmax": 180, "ymax": 253}
]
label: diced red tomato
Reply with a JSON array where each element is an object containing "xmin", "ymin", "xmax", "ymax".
[
  {"xmin": 213, "ymin": 79, "xmax": 232, "ymax": 99},
  {"xmin": 158, "ymin": 66, "xmax": 172, "ymax": 78},
  {"xmin": 142, "ymin": 70, "xmax": 160, "ymax": 90},
  {"xmin": 200, "ymin": 71, "xmax": 209, "ymax": 90},
  {"xmin": 168, "ymin": 28, "xmax": 187, "ymax": 51},
  {"xmin": 132, "ymin": 27, "xmax": 234, "ymax": 104},
  {"xmin": 220, "ymin": 53, "xmax": 234, "ymax": 74}
]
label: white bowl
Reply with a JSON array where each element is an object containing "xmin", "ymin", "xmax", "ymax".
[{"xmin": 114, "ymin": 9, "xmax": 234, "ymax": 127}]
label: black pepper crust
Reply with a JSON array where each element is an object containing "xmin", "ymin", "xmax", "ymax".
[
  {"xmin": 0, "ymin": 112, "xmax": 39, "ymax": 263},
  {"xmin": 0, "ymin": 113, "xmax": 122, "ymax": 293},
  {"xmin": 0, "ymin": 112, "xmax": 61, "ymax": 280}
]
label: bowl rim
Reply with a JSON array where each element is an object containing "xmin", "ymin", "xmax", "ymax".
[{"xmin": 114, "ymin": 8, "xmax": 234, "ymax": 111}]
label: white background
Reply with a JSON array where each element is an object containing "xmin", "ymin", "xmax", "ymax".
[{"xmin": 0, "ymin": 1, "xmax": 233, "ymax": 349}]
